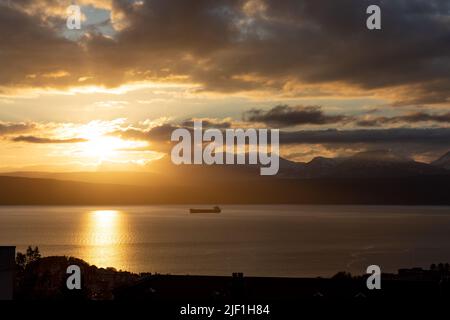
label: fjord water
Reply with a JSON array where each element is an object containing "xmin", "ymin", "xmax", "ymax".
[{"xmin": 1, "ymin": 205, "xmax": 450, "ymax": 277}]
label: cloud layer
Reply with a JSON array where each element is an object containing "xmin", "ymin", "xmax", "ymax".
[
  {"xmin": 11, "ymin": 136, "xmax": 87, "ymax": 144},
  {"xmin": 0, "ymin": 0, "xmax": 449, "ymax": 106},
  {"xmin": 0, "ymin": 116, "xmax": 449, "ymax": 163},
  {"xmin": 243, "ymin": 105, "xmax": 349, "ymax": 127}
]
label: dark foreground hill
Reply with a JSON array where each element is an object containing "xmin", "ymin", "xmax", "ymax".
[
  {"xmin": 1, "ymin": 174, "xmax": 450, "ymax": 205},
  {"xmin": 13, "ymin": 256, "xmax": 450, "ymax": 302}
]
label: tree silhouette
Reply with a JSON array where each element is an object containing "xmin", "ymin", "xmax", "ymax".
[
  {"xmin": 25, "ymin": 246, "xmax": 41, "ymax": 264},
  {"xmin": 16, "ymin": 252, "xmax": 26, "ymax": 271},
  {"xmin": 16, "ymin": 246, "xmax": 42, "ymax": 270}
]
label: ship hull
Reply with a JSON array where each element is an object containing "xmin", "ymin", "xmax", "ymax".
[{"xmin": 189, "ymin": 208, "xmax": 221, "ymax": 214}]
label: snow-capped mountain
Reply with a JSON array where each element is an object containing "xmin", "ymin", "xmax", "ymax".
[{"xmin": 280, "ymin": 150, "xmax": 448, "ymax": 179}]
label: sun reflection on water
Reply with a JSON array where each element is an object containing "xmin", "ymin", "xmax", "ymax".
[{"xmin": 82, "ymin": 209, "xmax": 127, "ymax": 269}]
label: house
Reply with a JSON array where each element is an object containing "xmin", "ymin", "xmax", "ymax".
[{"xmin": 0, "ymin": 246, "xmax": 15, "ymax": 300}]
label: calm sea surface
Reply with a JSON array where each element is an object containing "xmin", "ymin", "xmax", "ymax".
[{"xmin": 1, "ymin": 205, "xmax": 450, "ymax": 277}]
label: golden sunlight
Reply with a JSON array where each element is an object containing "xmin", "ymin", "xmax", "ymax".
[
  {"xmin": 81, "ymin": 136, "xmax": 125, "ymax": 160},
  {"xmin": 81, "ymin": 209, "xmax": 128, "ymax": 269},
  {"xmin": 91, "ymin": 210, "xmax": 120, "ymax": 233},
  {"xmin": 72, "ymin": 122, "xmax": 149, "ymax": 162}
]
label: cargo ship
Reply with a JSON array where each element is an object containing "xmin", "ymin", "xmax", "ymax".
[{"xmin": 189, "ymin": 206, "xmax": 221, "ymax": 214}]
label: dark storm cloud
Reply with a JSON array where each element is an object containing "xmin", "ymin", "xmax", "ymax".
[
  {"xmin": 181, "ymin": 119, "xmax": 232, "ymax": 129},
  {"xmin": 0, "ymin": 122, "xmax": 34, "ymax": 135},
  {"xmin": 11, "ymin": 136, "xmax": 87, "ymax": 143},
  {"xmin": 280, "ymin": 128, "xmax": 450, "ymax": 145},
  {"xmin": 113, "ymin": 118, "xmax": 450, "ymax": 149},
  {"xmin": 146, "ymin": 124, "xmax": 181, "ymax": 142},
  {"xmin": 0, "ymin": 0, "xmax": 450, "ymax": 105},
  {"xmin": 0, "ymin": 1, "xmax": 85, "ymax": 88},
  {"xmin": 112, "ymin": 124, "xmax": 180, "ymax": 152},
  {"xmin": 108, "ymin": 118, "xmax": 450, "ymax": 160},
  {"xmin": 241, "ymin": 105, "xmax": 450, "ymax": 128},
  {"xmin": 243, "ymin": 105, "xmax": 349, "ymax": 127},
  {"xmin": 357, "ymin": 112, "xmax": 450, "ymax": 127},
  {"xmin": 0, "ymin": 0, "xmax": 449, "ymax": 104},
  {"xmin": 281, "ymin": 127, "xmax": 450, "ymax": 163},
  {"xmin": 113, "ymin": 124, "xmax": 179, "ymax": 142}
]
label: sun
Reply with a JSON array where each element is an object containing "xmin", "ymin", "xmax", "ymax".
[
  {"xmin": 79, "ymin": 135, "xmax": 150, "ymax": 162},
  {"xmin": 74, "ymin": 125, "xmax": 147, "ymax": 162},
  {"xmin": 81, "ymin": 136, "xmax": 123, "ymax": 160},
  {"xmin": 58, "ymin": 120, "xmax": 151, "ymax": 165}
]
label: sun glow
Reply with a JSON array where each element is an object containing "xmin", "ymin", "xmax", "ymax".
[
  {"xmin": 81, "ymin": 136, "xmax": 125, "ymax": 160},
  {"xmin": 91, "ymin": 210, "xmax": 120, "ymax": 232},
  {"xmin": 73, "ymin": 122, "xmax": 149, "ymax": 162}
]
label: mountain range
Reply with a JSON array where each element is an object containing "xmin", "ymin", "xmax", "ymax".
[
  {"xmin": 277, "ymin": 150, "xmax": 449, "ymax": 179},
  {"xmin": 0, "ymin": 150, "xmax": 449, "ymax": 205},
  {"xmin": 5, "ymin": 149, "xmax": 449, "ymax": 184}
]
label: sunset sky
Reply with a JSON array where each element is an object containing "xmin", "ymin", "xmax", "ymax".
[{"xmin": 0, "ymin": 0, "xmax": 449, "ymax": 171}]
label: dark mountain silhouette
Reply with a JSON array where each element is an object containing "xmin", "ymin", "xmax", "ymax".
[
  {"xmin": 4, "ymin": 150, "xmax": 449, "ymax": 184},
  {"xmin": 432, "ymin": 151, "xmax": 450, "ymax": 170},
  {"xmin": 2, "ymin": 171, "xmax": 175, "ymax": 187},
  {"xmin": 291, "ymin": 150, "xmax": 447, "ymax": 179},
  {"xmin": 0, "ymin": 174, "xmax": 449, "ymax": 205},
  {"xmin": 1, "ymin": 150, "xmax": 449, "ymax": 205},
  {"xmin": 136, "ymin": 149, "xmax": 450, "ymax": 180}
]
